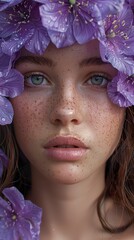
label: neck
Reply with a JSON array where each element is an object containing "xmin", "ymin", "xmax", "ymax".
[{"xmin": 28, "ymin": 166, "xmax": 105, "ymax": 240}]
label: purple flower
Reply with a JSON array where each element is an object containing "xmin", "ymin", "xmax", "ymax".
[
  {"xmin": 99, "ymin": 4, "xmax": 134, "ymax": 75},
  {"xmin": 0, "ymin": 68, "xmax": 24, "ymax": 125},
  {"xmin": 0, "ymin": 0, "xmax": 22, "ymax": 11},
  {"xmin": 93, "ymin": 0, "xmax": 125, "ymax": 17},
  {"xmin": 35, "ymin": 0, "xmax": 104, "ymax": 47},
  {"xmin": 0, "ymin": 149, "xmax": 8, "ymax": 178},
  {"xmin": 0, "ymin": 187, "xmax": 42, "ymax": 240},
  {"xmin": 0, "ymin": 0, "xmax": 50, "ymax": 55},
  {"xmin": 0, "ymin": 40, "xmax": 16, "ymax": 72},
  {"xmin": 126, "ymin": 0, "xmax": 134, "ymax": 8},
  {"xmin": 107, "ymin": 72, "xmax": 134, "ymax": 107}
]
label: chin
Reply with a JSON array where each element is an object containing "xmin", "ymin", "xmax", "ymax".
[{"xmin": 43, "ymin": 164, "xmax": 87, "ymax": 185}]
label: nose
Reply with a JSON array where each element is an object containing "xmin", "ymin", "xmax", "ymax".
[{"xmin": 49, "ymin": 86, "xmax": 83, "ymax": 126}]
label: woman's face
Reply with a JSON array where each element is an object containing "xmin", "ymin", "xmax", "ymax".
[{"xmin": 12, "ymin": 40, "xmax": 125, "ymax": 184}]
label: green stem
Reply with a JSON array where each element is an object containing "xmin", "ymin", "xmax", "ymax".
[{"xmin": 69, "ymin": 0, "xmax": 76, "ymax": 5}]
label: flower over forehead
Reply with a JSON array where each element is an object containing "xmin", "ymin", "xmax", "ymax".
[
  {"xmin": 35, "ymin": 0, "xmax": 105, "ymax": 47},
  {"xmin": 0, "ymin": 0, "xmax": 50, "ymax": 55},
  {"xmin": 92, "ymin": 0, "xmax": 125, "ymax": 16},
  {"xmin": 107, "ymin": 72, "xmax": 134, "ymax": 107},
  {"xmin": 0, "ymin": 0, "xmax": 22, "ymax": 11},
  {"xmin": 35, "ymin": 0, "xmax": 124, "ymax": 47},
  {"xmin": 0, "ymin": 187, "xmax": 42, "ymax": 240},
  {"xmin": 99, "ymin": 4, "xmax": 134, "ymax": 75}
]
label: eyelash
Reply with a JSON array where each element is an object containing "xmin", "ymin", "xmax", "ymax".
[
  {"xmin": 85, "ymin": 73, "xmax": 111, "ymax": 88},
  {"xmin": 24, "ymin": 72, "xmax": 49, "ymax": 87},
  {"xmin": 24, "ymin": 72, "xmax": 111, "ymax": 88}
]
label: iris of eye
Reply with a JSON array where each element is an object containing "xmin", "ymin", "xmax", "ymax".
[
  {"xmin": 90, "ymin": 76, "xmax": 107, "ymax": 85},
  {"xmin": 30, "ymin": 75, "xmax": 44, "ymax": 85}
]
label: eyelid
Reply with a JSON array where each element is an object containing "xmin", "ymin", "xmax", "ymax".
[
  {"xmin": 84, "ymin": 72, "xmax": 112, "ymax": 89},
  {"xmin": 24, "ymin": 71, "xmax": 49, "ymax": 79},
  {"xmin": 86, "ymin": 72, "xmax": 112, "ymax": 80},
  {"xmin": 24, "ymin": 71, "xmax": 50, "ymax": 86}
]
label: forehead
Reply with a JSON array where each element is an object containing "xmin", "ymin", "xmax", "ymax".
[
  {"xmin": 45, "ymin": 39, "xmax": 100, "ymax": 58},
  {"xmin": 16, "ymin": 39, "xmax": 116, "ymax": 74},
  {"xmin": 20, "ymin": 39, "xmax": 101, "ymax": 62}
]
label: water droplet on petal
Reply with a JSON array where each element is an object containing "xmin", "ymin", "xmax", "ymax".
[{"xmin": 2, "ymin": 118, "xmax": 6, "ymax": 122}]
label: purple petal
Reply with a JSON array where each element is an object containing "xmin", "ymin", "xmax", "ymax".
[
  {"xmin": 0, "ymin": 11, "xmax": 16, "ymax": 38},
  {"xmin": 48, "ymin": 22, "xmax": 75, "ymax": 48},
  {"xmin": 39, "ymin": 1, "xmax": 70, "ymax": 32},
  {"xmin": 0, "ymin": 187, "xmax": 42, "ymax": 240},
  {"xmin": 3, "ymin": 187, "xmax": 25, "ymax": 212},
  {"xmin": 1, "ymin": 28, "xmax": 34, "ymax": 55},
  {"xmin": 0, "ymin": 52, "xmax": 16, "ymax": 73},
  {"xmin": 0, "ymin": 0, "xmax": 22, "ymax": 11},
  {"xmin": 0, "ymin": 69, "xmax": 24, "ymax": 98},
  {"xmin": 0, "ymin": 96, "xmax": 14, "ymax": 125},
  {"xmin": 21, "ymin": 201, "xmax": 42, "ymax": 239},
  {"xmin": 25, "ymin": 25, "xmax": 50, "ymax": 54},
  {"xmin": 107, "ymin": 72, "xmax": 134, "ymax": 107},
  {"xmin": 99, "ymin": 4, "xmax": 134, "ymax": 75},
  {"xmin": 0, "ymin": 0, "xmax": 48, "ymax": 55},
  {"xmin": 73, "ymin": 3, "xmax": 104, "ymax": 44},
  {"xmin": 0, "ymin": 195, "xmax": 12, "ymax": 213},
  {"xmin": 99, "ymin": 41, "xmax": 134, "ymax": 75},
  {"xmin": 95, "ymin": 0, "xmax": 125, "ymax": 17}
]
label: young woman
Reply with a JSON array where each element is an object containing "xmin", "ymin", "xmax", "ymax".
[{"xmin": 0, "ymin": 0, "xmax": 133, "ymax": 239}]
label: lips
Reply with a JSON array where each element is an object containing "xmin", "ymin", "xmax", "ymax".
[
  {"xmin": 44, "ymin": 136, "xmax": 88, "ymax": 161},
  {"xmin": 44, "ymin": 136, "xmax": 87, "ymax": 148}
]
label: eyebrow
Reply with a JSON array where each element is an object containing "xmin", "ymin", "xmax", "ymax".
[
  {"xmin": 79, "ymin": 57, "xmax": 109, "ymax": 67},
  {"xmin": 15, "ymin": 55, "xmax": 55, "ymax": 67},
  {"xmin": 15, "ymin": 55, "xmax": 109, "ymax": 68}
]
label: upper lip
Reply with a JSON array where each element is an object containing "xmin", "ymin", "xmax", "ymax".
[{"xmin": 44, "ymin": 136, "xmax": 88, "ymax": 148}]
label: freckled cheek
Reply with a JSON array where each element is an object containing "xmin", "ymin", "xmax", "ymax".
[
  {"xmin": 93, "ymin": 110, "xmax": 125, "ymax": 152},
  {"xmin": 84, "ymin": 98, "xmax": 125, "ymax": 151},
  {"xmin": 11, "ymin": 96, "xmax": 49, "ymax": 142}
]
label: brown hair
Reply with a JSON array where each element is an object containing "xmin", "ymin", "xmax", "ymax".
[
  {"xmin": 98, "ymin": 106, "xmax": 134, "ymax": 232},
  {"xmin": 0, "ymin": 107, "xmax": 134, "ymax": 233}
]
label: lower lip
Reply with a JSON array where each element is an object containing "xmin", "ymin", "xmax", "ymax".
[{"xmin": 44, "ymin": 148, "xmax": 87, "ymax": 161}]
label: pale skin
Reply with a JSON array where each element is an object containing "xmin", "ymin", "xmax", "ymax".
[{"xmin": 11, "ymin": 40, "xmax": 134, "ymax": 239}]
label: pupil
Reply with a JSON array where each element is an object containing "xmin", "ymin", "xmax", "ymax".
[
  {"xmin": 31, "ymin": 75, "xmax": 43, "ymax": 85},
  {"xmin": 91, "ymin": 76, "xmax": 103, "ymax": 85}
]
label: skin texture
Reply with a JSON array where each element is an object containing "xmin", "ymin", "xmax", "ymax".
[{"xmin": 11, "ymin": 40, "xmax": 132, "ymax": 240}]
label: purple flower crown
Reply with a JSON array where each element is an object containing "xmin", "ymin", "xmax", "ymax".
[
  {"xmin": 0, "ymin": 1, "xmax": 134, "ymax": 239},
  {"xmin": 0, "ymin": 0, "xmax": 134, "ymax": 126}
]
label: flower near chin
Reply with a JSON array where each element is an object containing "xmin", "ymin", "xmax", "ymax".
[
  {"xmin": 0, "ymin": 187, "xmax": 42, "ymax": 240},
  {"xmin": 0, "ymin": 0, "xmax": 22, "ymax": 11},
  {"xmin": 0, "ymin": 0, "xmax": 50, "ymax": 55},
  {"xmin": 0, "ymin": 67, "xmax": 24, "ymax": 125},
  {"xmin": 0, "ymin": 149, "xmax": 8, "ymax": 178},
  {"xmin": 107, "ymin": 72, "xmax": 134, "ymax": 107},
  {"xmin": 99, "ymin": 4, "xmax": 134, "ymax": 76}
]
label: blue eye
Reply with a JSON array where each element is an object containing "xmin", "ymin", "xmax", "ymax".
[
  {"xmin": 25, "ymin": 73, "xmax": 48, "ymax": 86},
  {"xmin": 87, "ymin": 75, "xmax": 109, "ymax": 87}
]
